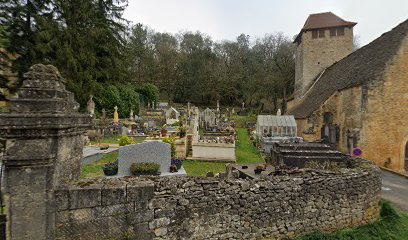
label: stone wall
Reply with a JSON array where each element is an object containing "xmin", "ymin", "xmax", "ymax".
[
  {"xmin": 360, "ymin": 34, "xmax": 408, "ymax": 170},
  {"xmin": 55, "ymin": 162, "xmax": 381, "ymax": 240},
  {"xmin": 296, "ymin": 85, "xmax": 363, "ymax": 153}
]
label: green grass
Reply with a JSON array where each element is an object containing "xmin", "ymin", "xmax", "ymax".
[
  {"xmin": 90, "ymin": 136, "xmax": 145, "ymax": 145},
  {"xmin": 236, "ymin": 128, "xmax": 264, "ymax": 164},
  {"xmin": 81, "ymin": 151, "xmax": 118, "ymax": 178},
  {"xmin": 231, "ymin": 114, "xmax": 257, "ymax": 128},
  {"xmin": 183, "ymin": 128, "xmax": 264, "ymax": 176},
  {"xmin": 182, "ymin": 160, "xmax": 226, "ymax": 177},
  {"xmin": 296, "ymin": 201, "xmax": 408, "ymax": 240},
  {"xmin": 90, "ymin": 136, "xmax": 120, "ymax": 145}
]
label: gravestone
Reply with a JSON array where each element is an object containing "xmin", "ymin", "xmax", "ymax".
[{"xmin": 117, "ymin": 141, "xmax": 171, "ymax": 176}]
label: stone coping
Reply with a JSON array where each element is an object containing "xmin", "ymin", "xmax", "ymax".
[{"xmin": 192, "ymin": 142, "xmax": 235, "ymax": 148}]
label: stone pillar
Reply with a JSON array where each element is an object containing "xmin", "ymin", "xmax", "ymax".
[{"xmin": 0, "ymin": 64, "xmax": 93, "ymax": 239}]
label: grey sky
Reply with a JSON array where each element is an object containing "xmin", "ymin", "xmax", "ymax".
[{"xmin": 123, "ymin": 0, "xmax": 408, "ymax": 46}]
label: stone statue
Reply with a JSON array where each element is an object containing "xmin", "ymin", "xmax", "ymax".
[
  {"xmin": 113, "ymin": 106, "xmax": 119, "ymax": 125},
  {"xmin": 87, "ymin": 95, "xmax": 95, "ymax": 116},
  {"xmin": 277, "ymin": 109, "xmax": 281, "ymax": 116},
  {"xmin": 232, "ymin": 108, "xmax": 235, "ymax": 114},
  {"xmin": 242, "ymin": 101, "xmax": 245, "ymax": 109},
  {"xmin": 217, "ymin": 100, "xmax": 220, "ymax": 112},
  {"xmin": 130, "ymin": 109, "xmax": 134, "ymax": 121},
  {"xmin": 152, "ymin": 101, "xmax": 155, "ymax": 109},
  {"xmin": 101, "ymin": 108, "xmax": 106, "ymax": 119}
]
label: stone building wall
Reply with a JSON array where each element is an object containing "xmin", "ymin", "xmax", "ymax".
[
  {"xmin": 297, "ymin": 85, "xmax": 363, "ymax": 153},
  {"xmin": 360, "ymin": 35, "xmax": 408, "ymax": 170},
  {"xmin": 296, "ymin": 34, "xmax": 408, "ymax": 171},
  {"xmin": 294, "ymin": 27, "xmax": 354, "ymax": 99},
  {"xmin": 54, "ymin": 163, "xmax": 381, "ymax": 240}
]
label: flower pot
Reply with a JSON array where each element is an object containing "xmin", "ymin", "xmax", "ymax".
[
  {"xmin": 103, "ymin": 168, "xmax": 118, "ymax": 176},
  {"xmin": 161, "ymin": 129, "xmax": 168, "ymax": 137}
]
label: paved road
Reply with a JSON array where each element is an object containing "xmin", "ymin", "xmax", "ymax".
[{"xmin": 381, "ymin": 170, "xmax": 408, "ymax": 212}]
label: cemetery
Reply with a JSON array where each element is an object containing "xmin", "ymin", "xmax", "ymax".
[{"xmin": 0, "ymin": 64, "xmax": 386, "ymax": 240}]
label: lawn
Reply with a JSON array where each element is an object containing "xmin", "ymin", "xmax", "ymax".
[
  {"xmin": 296, "ymin": 201, "xmax": 408, "ymax": 240},
  {"xmin": 183, "ymin": 128, "xmax": 264, "ymax": 176},
  {"xmin": 90, "ymin": 136, "xmax": 144, "ymax": 145},
  {"xmin": 81, "ymin": 151, "xmax": 118, "ymax": 178},
  {"xmin": 90, "ymin": 136, "xmax": 120, "ymax": 145}
]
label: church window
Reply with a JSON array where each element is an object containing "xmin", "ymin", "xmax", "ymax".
[
  {"xmin": 312, "ymin": 30, "xmax": 325, "ymax": 39},
  {"xmin": 318, "ymin": 30, "xmax": 325, "ymax": 38},
  {"xmin": 330, "ymin": 27, "xmax": 345, "ymax": 37}
]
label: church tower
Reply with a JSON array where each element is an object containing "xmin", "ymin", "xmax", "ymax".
[{"xmin": 294, "ymin": 12, "xmax": 356, "ymax": 99}]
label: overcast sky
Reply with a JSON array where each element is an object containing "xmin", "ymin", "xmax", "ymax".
[{"xmin": 123, "ymin": 0, "xmax": 408, "ymax": 46}]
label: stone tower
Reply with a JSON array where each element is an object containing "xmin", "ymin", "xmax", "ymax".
[{"xmin": 294, "ymin": 12, "xmax": 356, "ymax": 99}]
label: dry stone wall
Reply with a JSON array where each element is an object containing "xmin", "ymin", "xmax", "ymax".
[{"xmin": 55, "ymin": 162, "xmax": 381, "ymax": 240}]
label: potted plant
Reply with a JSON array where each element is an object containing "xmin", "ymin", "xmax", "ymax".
[
  {"xmin": 103, "ymin": 161, "xmax": 118, "ymax": 176},
  {"xmin": 254, "ymin": 165, "xmax": 263, "ymax": 174},
  {"xmin": 130, "ymin": 162, "xmax": 160, "ymax": 176},
  {"xmin": 171, "ymin": 158, "xmax": 183, "ymax": 170},
  {"xmin": 178, "ymin": 126, "xmax": 188, "ymax": 138},
  {"xmin": 100, "ymin": 144, "xmax": 109, "ymax": 150},
  {"xmin": 161, "ymin": 125, "xmax": 168, "ymax": 137}
]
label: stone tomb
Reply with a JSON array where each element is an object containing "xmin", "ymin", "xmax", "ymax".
[{"xmin": 117, "ymin": 141, "xmax": 186, "ymax": 176}]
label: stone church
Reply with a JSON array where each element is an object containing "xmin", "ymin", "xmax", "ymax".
[{"xmin": 287, "ymin": 12, "xmax": 408, "ymax": 171}]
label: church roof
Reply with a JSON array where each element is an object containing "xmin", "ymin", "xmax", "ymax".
[
  {"xmin": 288, "ymin": 18, "xmax": 408, "ymax": 119},
  {"xmin": 294, "ymin": 12, "xmax": 356, "ymax": 43},
  {"xmin": 302, "ymin": 12, "xmax": 356, "ymax": 31}
]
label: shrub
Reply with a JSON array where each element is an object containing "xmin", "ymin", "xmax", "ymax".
[
  {"xmin": 130, "ymin": 162, "xmax": 160, "ymax": 175},
  {"xmin": 162, "ymin": 137, "xmax": 176, "ymax": 158},
  {"xmin": 119, "ymin": 135, "xmax": 134, "ymax": 146}
]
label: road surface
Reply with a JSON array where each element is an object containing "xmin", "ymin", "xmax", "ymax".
[{"xmin": 381, "ymin": 170, "xmax": 408, "ymax": 212}]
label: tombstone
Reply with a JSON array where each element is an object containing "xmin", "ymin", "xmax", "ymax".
[
  {"xmin": 87, "ymin": 95, "xmax": 95, "ymax": 116},
  {"xmin": 117, "ymin": 141, "xmax": 171, "ymax": 176},
  {"xmin": 113, "ymin": 106, "xmax": 119, "ymax": 125},
  {"xmin": 121, "ymin": 126, "xmax": 128, "ymax": 136},
  {"xmin": 101, "ymin": 108, "xmax": 107, "ymax": 119}
]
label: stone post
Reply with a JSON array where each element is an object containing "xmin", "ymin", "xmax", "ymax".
[{"xmin": 0, "ymin": 64, "xmax": 93, "ymax": 239}]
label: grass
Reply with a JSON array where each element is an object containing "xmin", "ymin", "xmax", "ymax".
[
  {"xmin": 236, "ymin": 128, "xmax": 263, "ymax": 164},
  {"xmin": 231, "ymin": 114, "xmax": 257, "ymax": 128},
  {"xmin": 183, "ymin": 128, "xmax": 264, "ymax": 176},
  {"xmin": 182, "ymin": 160, "xmax": 226, "ymax": 177},
  {"xmin": 90, "ymin": 136, "xmax": 120, "ymax": 145},
  {"xmin": 81, "ymin": 151, "xmax": 118, "ymax": 178},
  {"xmin": 90, "ymin": 136, "xmax": 145, "ymax": 145},
  {"xmin": 296, "ymin": 201, "xmax": 408, "ymax": 240}
]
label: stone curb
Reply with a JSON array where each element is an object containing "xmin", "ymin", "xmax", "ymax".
[{"xmin": 379, "ymin": 166, "xmax": 408, "ymax": 179}]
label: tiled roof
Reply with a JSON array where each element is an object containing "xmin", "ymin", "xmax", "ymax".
[
  {"xmin": 288, "ymin": 18, "xmax": 408, "ymax": 118},
  {"xmin": 302, "ymin": 12, "xmax": 356, "ymax": 31}
]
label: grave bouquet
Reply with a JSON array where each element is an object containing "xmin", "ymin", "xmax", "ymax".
[
  {"xmin": 171, "ymin": 158, "xmax": 183, "ymax": 170},
  {"xmin": 103, "ymin": 161, "xmax": 118, "ymax": 176}
]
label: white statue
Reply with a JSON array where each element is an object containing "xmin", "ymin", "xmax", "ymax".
[
  {"xmin": 277, "ymin": 109, "xmax": 281, "ymax": 116},
  {"xmin": 87, "ymin": 95, "xmax": 95, "ymax": 116},
  {"xmin": 242, "ymin": 101, "xmax": 245, "ymax": 109}
]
